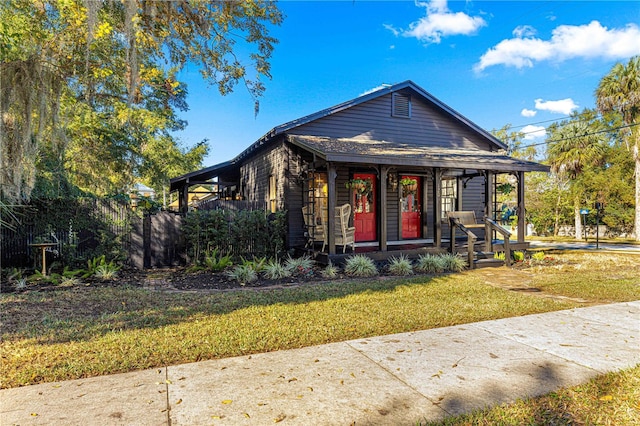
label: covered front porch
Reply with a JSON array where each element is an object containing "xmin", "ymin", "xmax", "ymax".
[{"xmin": 290, "ymin": 135, "xmax": 547, "ymax": 268}]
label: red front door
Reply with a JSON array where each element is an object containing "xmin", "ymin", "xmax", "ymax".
[
  {"xmin": 352, "ymin": 173, "xmax": 376, "ymax": 242},
  {"xmin": 401, "ymin": 175, "xmax": 422, "ymax": 239}
]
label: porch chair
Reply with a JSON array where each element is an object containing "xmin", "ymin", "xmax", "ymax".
[{"xmin": 330, "ymin": 203, "xmax": 356, "ymax": 253}]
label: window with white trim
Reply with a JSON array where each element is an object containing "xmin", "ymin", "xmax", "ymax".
[{"xmin": 441, "ymin": 178, "xmax": 457, "ymax": 217}]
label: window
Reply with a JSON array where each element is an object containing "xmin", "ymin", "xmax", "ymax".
[
  {"xmin": 392, "ymin": 93, "xmax": 411, "ymax": 118},
  {"xmin": 269, "ymin": 175, "xmax": 277, "ymax": 212},
  {"xmin": 441, "ymin": 178, "xmax": 457, "ymax": 217},
  {"xmin": 313, "ymin": 173, "xmax": 328, "ymax": 222}
]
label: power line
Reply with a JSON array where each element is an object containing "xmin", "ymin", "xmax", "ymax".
[{"xmin": 518, "ymin": 122, "xmax": 639, "ymax": 149}]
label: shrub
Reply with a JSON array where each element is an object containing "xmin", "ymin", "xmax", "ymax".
[
  {"xmin": 262, "ymin": 259, "xmax": 291, "ymax": 280},
  {"xmin": 513, "ymin": 251, "xmax": 525, "ymax": 262},
  {"xmin": 94, "ymin": 263, "xmax": 120, "ymax": 280},
  {"xmin": 494, "ymin": 252, "xmax": 506, "ymax": 261},
  {"xmin": 240, "ymin": 256, "xmax": 267, "ymax": 273},
  {"xmin": 226, "ymin": 264, "xmax": 258, "ymax": 285},
  {"xmin": 321, "ymin": 262, "xmax": 340, "ymax": 279},
  {"xmin": 203, "ymin": 248, "xmax": 233, "ymax": 272},
  {"xmin": 387, "ymin": 255, "xmax": 413, "ymax": 276},
  {"xmin": 14, "ymin": 277, "xmax": 28, "ymax": 291},
  {"xmin": 531, "ymin": 251, "xmax": 546, "ymax": 262},
  {"xmin": 344, "ymin": 254, "xmax": 378, "ymax": 277},
  {"xmin": 182, "ymin": 209, "xmax": 287, "ymax": 264},
  {"xmin": 60, "ymin": 276, "xmax": 81, "ymax": 287},
  {"xmin": 440, "ymin": 253, "xmax": 467, "ymax": 272},
  {"xmin": 284, "ymin": 255, "xmax": 315, "ymax": 278},
  {"xmin": 415, "ymin": 254, "xmax": 446, "ymax": 274}
]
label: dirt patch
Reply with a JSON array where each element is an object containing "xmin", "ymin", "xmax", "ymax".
[{"xmin": 470, "ymin": 267, "xmax": 591, "ymax": 304}]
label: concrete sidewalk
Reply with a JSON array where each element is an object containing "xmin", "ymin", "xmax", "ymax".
[{"xmin": 2, "ymin": 302, "xmax": 638, "ymax": 425}]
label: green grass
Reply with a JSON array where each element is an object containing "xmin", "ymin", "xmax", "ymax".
[
  {"xmin": 1, "ymin": 251, "xmax": 639, "ymax": 390},
  {"xmin": 422, "ymin": 364, "xmax": 640, "ymax": 425}
]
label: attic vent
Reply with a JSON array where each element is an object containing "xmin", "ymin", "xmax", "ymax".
[{"xmin": 392, "ymin": 93, "xmax": 411, "ymax": 118}]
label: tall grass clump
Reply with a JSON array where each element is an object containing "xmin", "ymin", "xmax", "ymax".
[
  {"xmin": 226, "ymin": 264, "xmax": 258, "ymax": 285},
  {"xmin": 262, "ymin": 259, "xmax": 291, "ymax": 280},
  {"xmin": 415, "ymin": 254, "xmax": 446, "ymax": 274},
  {"xmin": 284, "ymin": 255, "xmax": 315, "ymax": 278},
  {"xmin": 321, "ymin": 261, "xmax": 340, "ymax": 279},
  {"xmin": 344, "ymin": 254, "xmax": 378, "ymax": 277},
  {"xmin": 440, "ymin": 253, "xmax": 467, "ymax": 272},
  {"xmin": 387, "ymin": 255, "xmax": 413, "ymax": 276}
]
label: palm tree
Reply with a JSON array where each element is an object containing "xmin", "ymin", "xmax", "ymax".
[
  {"xmin": 547, "ymin": 112, "xmax": 606, "ymax": 240},
  {"xmin": 596, "ymin": 56, "xmax": 640, "ymax": 241}
]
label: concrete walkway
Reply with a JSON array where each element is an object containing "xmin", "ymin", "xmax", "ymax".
[
  {"xmin": 528, "ymin": 240, "xmax": 640, "ymax": 253},
  {"xmin": 2, "ymin": 302, "xmax": 638, "ymax": 425}
]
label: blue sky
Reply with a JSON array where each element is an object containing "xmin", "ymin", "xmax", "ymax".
[{"xmin": 174, "ymin": 1, "xmax": 640, "ymax": 166}]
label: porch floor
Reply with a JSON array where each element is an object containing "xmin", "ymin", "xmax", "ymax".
[
  {"xmin": 311, "ymin": 240, "xmax": 447, "ymax": 266},
  {"xmin": 307, "ymin": 238, "xmax": 530, "ymax": 266}
]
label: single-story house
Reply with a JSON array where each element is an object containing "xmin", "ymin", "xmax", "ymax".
[{"xmin": 170, "ymin": 81, "xmax": 548, "ymax": 266}]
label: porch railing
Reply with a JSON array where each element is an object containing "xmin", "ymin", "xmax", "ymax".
[
  {"xmin": 484, "ymin": 218, "xmax": 512, "ymax": 267},
  {"xmin": 448, "ymin": 217, "xmax": 477, "ymax": 268},
  {"xmin": 449, "ymin": 217, "xmax": 513, "ymax": 269}
]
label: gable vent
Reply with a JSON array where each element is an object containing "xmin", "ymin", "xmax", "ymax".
[{"xmin": 392, "ymin": 93, "xmax": 411, "ymax": 118}]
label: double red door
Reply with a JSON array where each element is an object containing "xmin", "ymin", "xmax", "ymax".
[{"xmin": 352, "ymin": 173, "xmax": 376, "ymax": 242}]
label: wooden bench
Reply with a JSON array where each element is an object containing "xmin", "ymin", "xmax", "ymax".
[{"xmin": 446, "ymin": 211, "xmax": 485, "ymax": 229}]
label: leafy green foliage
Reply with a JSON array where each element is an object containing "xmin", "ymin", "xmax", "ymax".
[
  {"xmin": 284, "ymin": 255, "xmax": 315, "ymax": 278},
  {"xmin": 182, "ymin": 210, "xmax": 287, "ymax": 264},
  {"xmin": 344, "ymin": 254, "xmax": 378, "ymax": 277},
  {"xmin": 387, "ymin": 255, "xmax": 414, "ymax": 276},
  {"xmin": 203, "ymin": 248, "xmax": 233, "ymax": 272},
  {"xmin": 94, "ymin": 264, "xmax": 120, "ymax": 280},
  {"xmin": 1, "ymin": 0, "xmax": 282, "ymax": 201},
  {"xmin": 415, "ymin": 254, "xmax": 446, "ymax": 274},
  {"xmin": 226, "ymin": 264, "xmax": 258, "ymax": 285},
  {"xmin": 321, "ymin": 262, "xmax": 340, "ymax": 279},
  {"xmin": 85, "ymin": 255, "xmax": 121, "ymax": 279},
  {"xmin": 262, "ymin": 259, "xmax": 291, "ymax": 280},
  {"xmin": 439, "ymin": 253, "xmax": 468, "ymax": 272}
]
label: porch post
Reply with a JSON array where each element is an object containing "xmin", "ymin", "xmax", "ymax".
[
  {"xmin": 433, "ymin": 168, "xmax": 442, "ymax": 248},
  {"xmin": 380, "ymin": 166, "xmax": 388, "ymax": 252},
  {"xmin": 327, "ymin": 163, "xmax": 337, "ymax": 255},
  {"xmin": 456, "ymin": 177, "xmax": 464, "ymax": 211},
  {"xmin": 517, "ymin": 171, "xmax": 525, "ymax": 242},
  {"xmin": 485, "ymin": 171, "xmax": 494, "ymax": 251},
  {"xmin": 180, "ymin": 183, "xmax": 189, "ymax": 215}
]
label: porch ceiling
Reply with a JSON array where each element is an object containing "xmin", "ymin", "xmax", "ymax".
[{"xmin": 287, "ymin": 135, "xmax": 549, "ymax": 173}]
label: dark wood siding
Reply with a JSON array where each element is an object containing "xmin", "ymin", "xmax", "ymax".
[
  {"xmin": 240, "ymin": 140, "xmax": 298, "ymax": 247},
  {"xmin": 387, "ymin": 182, "xmax": 400, "ymax": 241},
  {"xmin": 462, "ymin": 176, "xmax": 486, "ymax": 240},
  {"xmin": 292, "ymin": 91, "xmax": 493, "ymax": 151}
]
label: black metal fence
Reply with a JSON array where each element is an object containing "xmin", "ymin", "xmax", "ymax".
[
  {"xmin": 1, "ymin": 198, "xmax": 133, "ymax": 269},
  {"xmin": 1, "ymin": 198, "xmax": 276, "ymax": 271}
]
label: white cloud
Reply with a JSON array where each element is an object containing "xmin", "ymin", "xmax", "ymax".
[
  {"xmin": 521, "ymin": 108, "xmax": 537, "ymax": 118},
  {"xmin": 475, "ymin": 21, "xmax": 640, "ymax": 72},
  {"xmin": 388, "ymin": 0, "xmax": 486, "ymax": 44},
  {"xmin": 360, "ymin": 84, "xmax": 391, "ymax": 96},
  {"xmin": 521, "ymin": 125, "xmax": 547, "ymax": 141},
  {"xmin": 513, "ymin": 25, "xmax": 536, "ymax": 38},
  {"xmin": 535, "ymin": 98, "xmax": 579, "ymax": 115}
]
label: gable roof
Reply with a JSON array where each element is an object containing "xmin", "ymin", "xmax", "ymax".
[
  {"xmin": 171, "ymin": 81, "xmax": 527, "ymax": 190},
  {"xmin": 236, "ymin": 80, "xmax": 506, "ymax": 162}
]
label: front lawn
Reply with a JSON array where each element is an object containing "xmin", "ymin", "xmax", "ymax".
[
  {"xmin": 424, "ymin": 364, "xmax": 640, "ymax": 425},
  {"xmin": 1, "ymin": 251, "xmax": 638, "ymax": 389}
]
